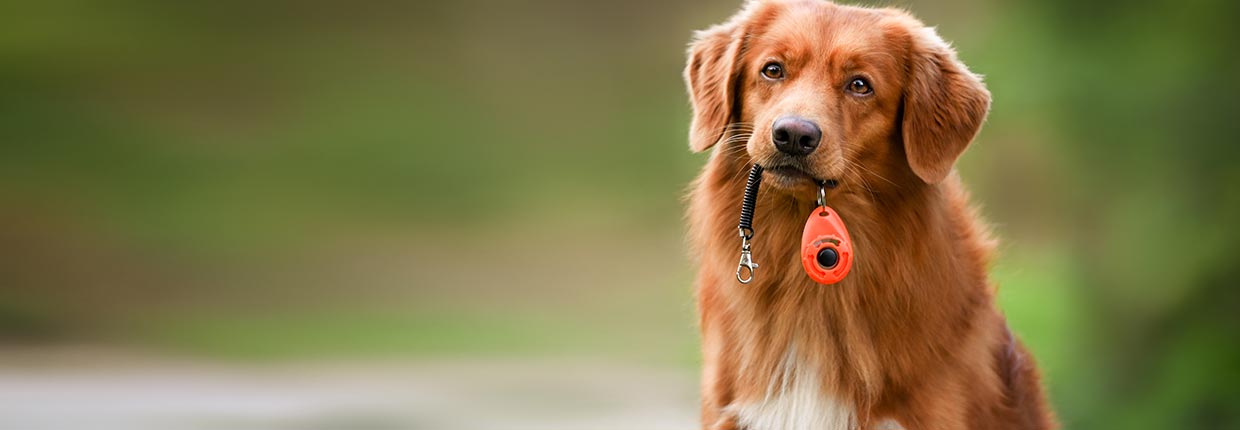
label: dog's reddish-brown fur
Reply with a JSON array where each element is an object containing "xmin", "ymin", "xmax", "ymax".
[{"xmin": 684, "ymin": 1, "xmax": 1055, "ymax": 429}]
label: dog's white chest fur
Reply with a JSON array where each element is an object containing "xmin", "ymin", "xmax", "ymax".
[
  {"xmin": 728, "ymin": 346, "xmax": 904, "ymax": 430},
  {"xmin": 729, "ymin": 345, "xmax": 856, "ymax": 430}
]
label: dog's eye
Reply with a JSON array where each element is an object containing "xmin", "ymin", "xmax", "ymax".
[
  {"xmin": 761, "ymin": 62, "xmax": 785, "ymax": 80},
  {"xmin": 847, "ymin": 78, "xmax": 873, "ymax": 95}
]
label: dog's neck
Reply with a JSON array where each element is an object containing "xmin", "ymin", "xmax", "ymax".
[
  {"xmin": 689, "ymin": 151, "xmax": 998, "ymax": 403},
  {"xmin": 692, "ymin": 152, "xmax": 990, "ymax": 282}
]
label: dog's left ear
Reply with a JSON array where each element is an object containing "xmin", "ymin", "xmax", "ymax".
[{"xmin": 900, "ymin": 26, "xmax": 991, "ymax": 184}]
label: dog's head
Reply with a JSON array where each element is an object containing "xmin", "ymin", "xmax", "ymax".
[{"xmin": 685, "ymin": 0, "xmax": 990, "ymax": 192}]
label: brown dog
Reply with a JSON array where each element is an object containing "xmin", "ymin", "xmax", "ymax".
[{"xmin": 683, "ymin": 1, "xmax": 1055, "ymax": 429}]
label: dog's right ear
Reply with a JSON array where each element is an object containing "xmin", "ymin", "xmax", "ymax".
[{"xmin": 683, "ymin": 15, "xmax": 747, "ymax": 152}]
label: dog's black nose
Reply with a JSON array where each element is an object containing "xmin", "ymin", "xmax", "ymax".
[{"xmin": 772, "ymin": 116, "xmax": 821, "ymax": 156}]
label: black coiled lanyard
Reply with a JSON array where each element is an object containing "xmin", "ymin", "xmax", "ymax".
[{"xmin": 735, "ymin": 164, "xmax": 764, "ymax": 283}]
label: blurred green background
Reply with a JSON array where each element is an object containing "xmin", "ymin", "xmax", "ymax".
[{"xmin": 1, "ymin": 0, "xmax": 1238, "ymax": 428}]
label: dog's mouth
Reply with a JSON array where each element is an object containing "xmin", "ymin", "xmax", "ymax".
[
  {"xmin": 763, "ymin": 163, "xmax": 842, "ymax": 193},
  {"xmin": 766, "ymin": 163, "xmax": 828, "ymax": 185},
  {"xmin": 766, "ymin": 164, "xmax": 815, "ymax": 181}
]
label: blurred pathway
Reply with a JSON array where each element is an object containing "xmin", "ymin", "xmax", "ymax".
[{"xmin": 0, "ymin": 347, "xmax": 698, "ymax": 430}]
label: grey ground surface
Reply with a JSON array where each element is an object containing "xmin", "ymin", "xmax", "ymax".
[{"xmin": 0, "ymin": 347, "xmax": 698, "ymax": 430}]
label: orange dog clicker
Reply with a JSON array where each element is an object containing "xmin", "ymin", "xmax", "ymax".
[{"xmin": 800, "ymin": 203, "xmax": 853, "ymax": 284}]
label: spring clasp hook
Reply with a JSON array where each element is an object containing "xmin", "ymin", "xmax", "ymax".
[{"xmin": 736, "ymin": 228, "xmax": 758, "ymax": 284}]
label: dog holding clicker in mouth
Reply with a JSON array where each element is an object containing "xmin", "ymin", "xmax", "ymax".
[{"xmin": 683, "ymin": 1, "xmax": 1055, "ymax": 429}]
